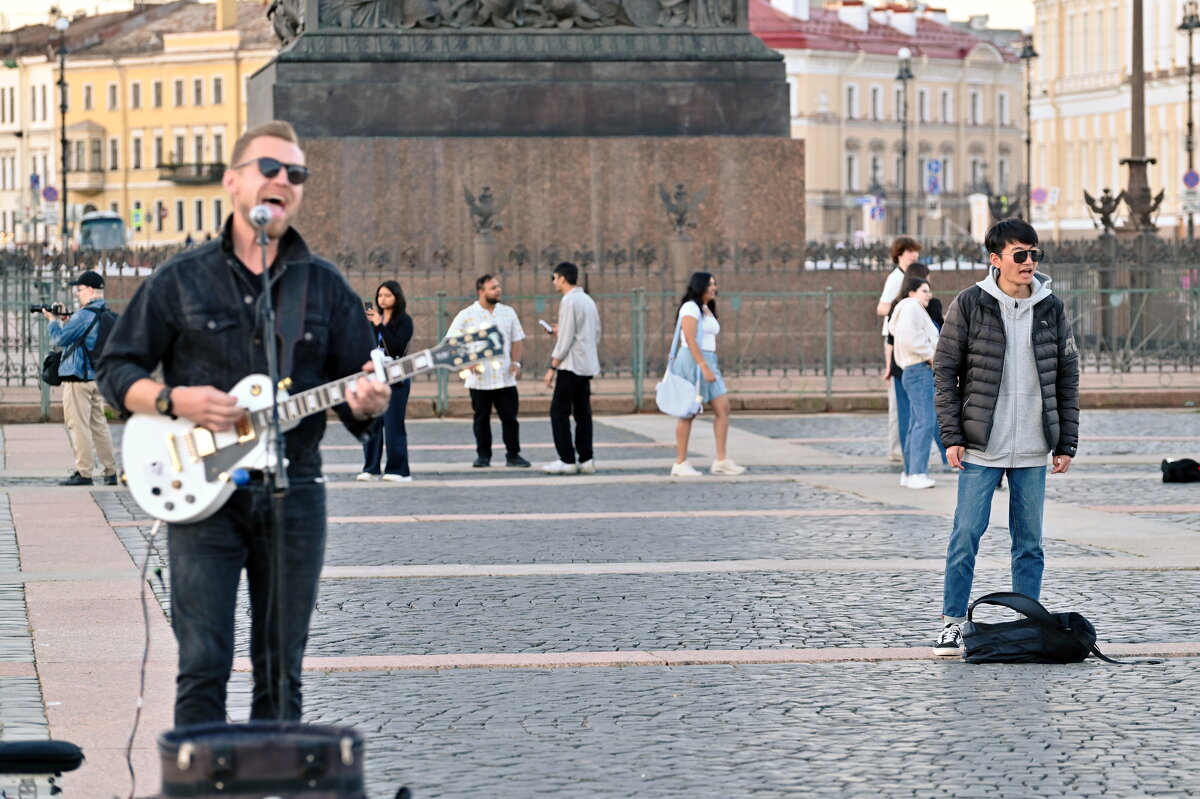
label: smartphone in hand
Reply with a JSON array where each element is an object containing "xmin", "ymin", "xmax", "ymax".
[
  {"xmin": 538, "ymin": 319, "xmax": 553, "ymax": 333},
  {"xmin": 364, "ymin": 301, "xmax": 374, "ymax": 312}
]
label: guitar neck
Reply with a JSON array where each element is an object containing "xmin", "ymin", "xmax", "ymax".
[{"xmin": 249, "ymin": 349, "xmax": 436, "ymax": 428}]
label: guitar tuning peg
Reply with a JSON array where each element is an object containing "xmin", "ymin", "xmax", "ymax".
[{"xmin": 278, "ymin": 377, "xmax": 293, "ymax": 391}]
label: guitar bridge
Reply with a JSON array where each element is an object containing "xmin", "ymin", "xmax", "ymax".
[
  {"xmin": 190, "ymin": 427, "xmax": 216, "ymax": 458},
  {"xmin": 235, "ymin": 413, "xmax": 256, "ymax": 444}
]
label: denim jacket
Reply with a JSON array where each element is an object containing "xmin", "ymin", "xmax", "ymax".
[
  {"xmin": 49, "ymin": 299, "xmax": 107, "ymax": 382},
  {"xmin": 97, "ymin": 220, "xmax": 378, "ymax": 479}
]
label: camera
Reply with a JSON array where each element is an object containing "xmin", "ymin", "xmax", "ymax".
[{"xmin": 29, "ymin": 304, "xmax": 65, "ymax": 315}]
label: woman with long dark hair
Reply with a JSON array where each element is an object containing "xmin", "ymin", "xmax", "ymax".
[
  {"xmin": 357, "ymin": 279, "xmax": 415, "ymax": 482},
  {"xmin": 669, "ymin": 272, "xmax": 745, "ymax": 477},
  {"xmin": 888, "ymin": 276, "xmax": 940, "ymax": 490}
]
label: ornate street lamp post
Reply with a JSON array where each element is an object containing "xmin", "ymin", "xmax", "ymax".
[
  {"xmin": 55, "ymin": 16, "xmax": 69, "ymax": 254},
  {"xmin": 1019, "ymin": 28, "xmax": 1038, "ymax": 221},
  {"xmin": 896, "ymin": 47, "xmax": 913, "ymax": 235},
  {"xmin": 1179, "ymin": 1, "xmax": 1199, "ymax": 240}
]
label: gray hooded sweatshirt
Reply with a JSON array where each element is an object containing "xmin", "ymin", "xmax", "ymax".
[{"xmin": 963, "ymin": 270, "xmax": 1054, "ymax": 469}]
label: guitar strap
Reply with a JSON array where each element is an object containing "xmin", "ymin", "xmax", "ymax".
[{"xmin": 274, "ymin": 264, "xmax": 309, "ymax": 380}]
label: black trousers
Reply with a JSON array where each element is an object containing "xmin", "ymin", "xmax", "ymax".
[
  {"xmin": 550, "ymin": 370, "xmax": 593, "ymax": 464},
  {"xmin": 469, "ymin": 386, "xmax": 521, "ymax": 459}
]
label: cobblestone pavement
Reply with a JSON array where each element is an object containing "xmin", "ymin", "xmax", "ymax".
[{"xmin": 6, "ymin": 409, "xmax": 1200, "ymax": 795}]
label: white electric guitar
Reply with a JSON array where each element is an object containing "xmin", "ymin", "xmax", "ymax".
[{"xmin": 121, "ymin": 326, "xmax": 505, "ymax": 523}]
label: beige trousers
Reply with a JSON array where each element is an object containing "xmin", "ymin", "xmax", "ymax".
[{"xmin": 62, "ymin": 380, "xmax": 117, "ymax": 479}]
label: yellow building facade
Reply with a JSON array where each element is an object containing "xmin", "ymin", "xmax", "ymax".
[{"xmin": 61, "ymin": 0, "xmax": 274, "ymax": 246}]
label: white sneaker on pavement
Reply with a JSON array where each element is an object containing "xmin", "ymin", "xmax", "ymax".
[
  {"xmin": 932, "ymin": 623, "xmax": 963, "ymax": 657},
  {"xmin": 355, "ymin": 472, "xmax": 376, "ymax": 482},
  {"xmin": 542, "ymin": 459, "xmax": 579, "ymax": 474},
  {"xmin": 670, "ymin": 461, "xmax": 703, "ymax": 477},
  {"xmin": 899, "ymin": 473, "xmax": 909, "ymax": 487},
  {"xmin": 710, "ymin": 459, "xmax": 747, "ymax": 475},
  {"xmin": 578, "ymin": 460, "xmax": 596, "ymax": 474},
  {"xmin": 381, "ymin": 474, "xmax": 413, "ymax": 483},
  {"xmin": 906, "ymin": 474, "xmax": 936, "ymax": 490}
]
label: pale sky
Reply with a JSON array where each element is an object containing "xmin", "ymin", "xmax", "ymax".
[{"xmin": 2, "ymin": 0, "xmax": 1035, "ymax": 31}]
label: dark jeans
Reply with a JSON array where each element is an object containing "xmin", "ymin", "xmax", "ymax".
[
  {"xmin": 550, "ymin": 369, "xmax": 593, "ymax": 464},
  {"xmin": 469, "ymin": 386, "xmax": 521, "ymax": 459},
  {"xmin": 361, "ymin": 379, "xmax": 411, "ymax": 476},
  {"xmin": 168, "ymin": 481, "xmax": 326, "ymax": 728}
]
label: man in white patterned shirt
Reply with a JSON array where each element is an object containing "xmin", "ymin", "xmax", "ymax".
[{"xmin": 447, "ymin": 275, "xmax": 531, "ymax": 467}]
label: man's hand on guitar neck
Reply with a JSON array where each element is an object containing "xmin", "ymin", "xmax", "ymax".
[{"xmin": 346, "ymin": 361, "xmax": 391, "ymax": 421}]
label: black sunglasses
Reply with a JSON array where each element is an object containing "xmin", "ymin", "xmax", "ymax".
[
  {"xmin": 231, "ymin": 157, "xmax": 310, "ymax": 185},
  {"xmin": 998, "ymin": 248, "xmax": 1045, "ymax": 265}
]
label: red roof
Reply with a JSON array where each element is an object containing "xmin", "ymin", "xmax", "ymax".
[{"xmin": 749, "ymin": 0, "xmax": 1017, "ymax": 62}]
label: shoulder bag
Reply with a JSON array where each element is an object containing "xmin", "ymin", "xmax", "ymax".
[{"xmin": 654, "ymin": 313, "xmax": 703, "ymax": 419}]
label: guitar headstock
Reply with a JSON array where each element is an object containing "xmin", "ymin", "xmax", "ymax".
[{"xmin": 434, "ymin": 325, "xmax": 507, "ymax": 372}]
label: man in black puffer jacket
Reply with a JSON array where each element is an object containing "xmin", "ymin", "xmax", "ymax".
[{"xmin": 930, "ymin": 218, "xmax": 1080, "ymax": 658}]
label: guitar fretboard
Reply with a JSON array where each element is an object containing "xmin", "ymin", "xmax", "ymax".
[{"xmin": 248, "ymin": 349, "xmax": 437, "ymax": 429}]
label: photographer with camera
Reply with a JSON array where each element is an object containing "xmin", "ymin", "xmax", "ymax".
[{"xmin": 43, "ymin": 270, "xmax": 118, "ymax": 486}]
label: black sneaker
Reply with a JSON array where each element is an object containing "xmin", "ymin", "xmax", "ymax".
[
  {"xmin": 59, "ymin": 472, "xmax": 94, "ymax": 486},
  {"xmin": 506, "ymin": 455, "xmax": 531, "ymax": 468},
  {"xmin": 102, "ymin": 474, "xmax": 119, "ymax": 486},
  {"xmin": 932, "ymin": 623, "xmax": 963, "ymax": 657},
  {"xmin": 472, "ymin": 456, "xmax": 491, "ymax": 468}
]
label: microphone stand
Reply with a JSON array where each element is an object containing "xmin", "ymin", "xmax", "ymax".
[{"xmin": 254, "ymin": 215, "xmax": 291, "ymax": 722}]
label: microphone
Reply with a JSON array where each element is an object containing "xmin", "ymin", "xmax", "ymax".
[{"xmin": 249, "ymin": 205, "xmax": 273, "ymax": 228}]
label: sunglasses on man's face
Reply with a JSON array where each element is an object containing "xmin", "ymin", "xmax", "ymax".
[
  {"xmin": 231, "ymin": 157, "xmax": 310, "ymax": 185},
  {"xmin": 1000, "ymin": 248, "xmax": 1045, "ymax": 265}
]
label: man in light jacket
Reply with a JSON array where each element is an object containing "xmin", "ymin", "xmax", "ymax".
[{"xmin": 930, "ymin": 218, "xmax": 1080, "ymax": 657}]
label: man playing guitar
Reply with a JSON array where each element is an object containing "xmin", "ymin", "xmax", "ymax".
[{"xmin": 98, "ymin": 121, "xmax": 390, "ymax": 728}]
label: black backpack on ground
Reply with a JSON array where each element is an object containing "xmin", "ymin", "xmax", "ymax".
[{"xmin": 1162, "ymin": 458, "xmax": 1200, "ymax": 483}]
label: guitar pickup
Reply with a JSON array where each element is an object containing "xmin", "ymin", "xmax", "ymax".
[{"xmin": 165, "ymin": 433, "xmax": 184, "ymax": 473}]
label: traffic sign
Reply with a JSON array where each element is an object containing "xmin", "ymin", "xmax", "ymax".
[
  {"xmin": 131, "ymin": 208, "xmax": 144, "ymax": 228},
  {"xmin": 44, "ymin": 206, "xmax": 58, "ymax": 225},
  {"xmin": 1048, "ymin": 187, "xmax": 1061, "ymax": 204},
  {"xmin": 1185, "ymin": 170, "xmax": 1200, "ymax": 189},
  {"xmin": 926, "ymin": 199, "xmax": 942, "ymax": 220},
  {"xmin": 870, "ymin": 205, "xmax": 886, "ymax": 221},
  {"xmin": 29, "ymin": 174, "xmax": 40, "ymax": 191},
  {"xmin": 927, "ymin": 159, "xmax": 941, "ymax": 174},
  {"xmin": 42, "ymin": 186, "xmax": 58, "ymax": 203},
  {"xmin": 854, "ymin": 196, "xmax": 874, "ymax": 206},
  {"xmin": 159, "ymin": 205, "xmax": 169, "ymax": 220},
  {"xmin": 1184, "ymin": 189, "xmax": 1200, "ymax": 213},
  {"xmin": 925, "ymin": 160, "xmax": 942, "ymax": 196},
  {"xmin": 1031, "ymin": 187, "xmax": 1049, "ymax": 204}
]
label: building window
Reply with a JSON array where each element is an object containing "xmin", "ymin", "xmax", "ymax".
[
  {"xmin": 153, "ymin": 80, "xmax": 163, "ymax": 108},
  {"xmin": 998, "ymin": 93, "xmax": 1010, "ymax": 126},
  {"xmin": 940, "ymin": 90, "xmax": 952, "ymax": 124},
  {"xmin": 155, "ymin": 199, "xmax": 164, "ymax": 232},
  {"xmin": 91, "ymin": 139, "xmax": 102, "ymax": 171},
  {"xmin": 894, "ymin": 87, "xmax": 904, "ymax": 120},
  {"xmin": 42, "ymin": 85, "xmax": 48, "ymax": 120},
  {"xmin": 970, "ymin": 157, "xmax": 984, "ymax": 189},
  {"xmin": 894, "ymin": 155, "xmax": 903, "ymax": 188},
  {"xmin": 154, "ymin": 136, "xmax": 163, "ymax": 167},
  {"xmin": 213, "ymin": 133, "xmax": 224, "ymax": 165},
  {"xmin": 870, "ymin": 86, "xmax": 882, "ymax": 121},
  {"xmin": 174, "ymin": 79, "xmax": 184, "ymax": 107},
  {"xmin": 969, "ymin": 90, "xmax": 982, "ymax": 125},
  {"xmin": 845, "ymin": 154, "xmax": 860, "ymax": 192},
  {"xmin": 194, "ymin": 134, "xmax": 204, "ymax": 164},
  {"xmin": 869, "ymin": 154, "xmax": 882, "ymax": 188},
  {"xmin": 132, "ymin": 136, "xmax": 142, "ymax": 170},
  {"xmin": 109, "ymin": 138, "xmax": 119, "ymax": 171},
  {"xmin": 82, "ymin": 84, "xmax": 93, "ymax": 111},
  {"xmin": 997, "ymin": 156, "xmax": 1010, "ymax": 192},
  {"xmin": 213, "ymin": 197, "xmax": 223, "ymax": 228},
  {"xmin": 193, "ymin": 78, "xmax": 203, "ymax": 106},
  {"xmin": 918, "ymin": 88, "xmax": 930, "ymax": 123},
  {"xmin": 845, "ymin": 85, "xmax": 858, "ymax": 120},
  {"xmin": 175, "ymin": 199, "xmax": 185, "ymax": 232},
  {"xmin": 212, "ymin": 77, "xmax": 224, "ymax": 105},
  {"xmin": 110, "ymin": 201, "xmax": 119, "ymax": 214},
  {"xmin": 194, "ymin": 198, "xmax": 204, "ymax": 232},
  {"xmin": 73, "ymin": 141, "xmax": 83, "ymax": 172},
  {"xmin": 174, "ymin": 135, "xmax": 185, "ymax": 163},
  {"xmin": 107, "ymin": 83, "xmax": 118, "ymax": 111},
  {"xmin": 130, "ymin": 82, "xmax": 141, "ymax": 110}
]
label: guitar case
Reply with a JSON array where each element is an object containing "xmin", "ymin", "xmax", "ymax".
[{"xmin": 159, "ymin": 721, "xmax": 366, "ymax": 798}]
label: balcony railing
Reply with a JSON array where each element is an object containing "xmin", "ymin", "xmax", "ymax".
[
  {"xmin": 69, "ymin": 169, "xmax": 106, "ymax": 193},
  {"xmin": 158, "ymin": 163, "xmax": 225, "ymax": 184}
]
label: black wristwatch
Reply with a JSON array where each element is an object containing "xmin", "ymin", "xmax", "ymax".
[{"xmin": 155, "ymin": 386, "xmax": 176, "ymax": 419}]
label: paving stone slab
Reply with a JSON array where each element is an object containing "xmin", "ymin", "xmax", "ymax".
[
  {"xmin": 0, "ymin": 676, "xmax": 48, "ymax": 741},
  {"xmin": 226, "ymin": 660, "xmax": 1200, "ymax": 798},
  {"xmin": 0, "ymin": 584, "xmax": 33, "ymax": 663}
]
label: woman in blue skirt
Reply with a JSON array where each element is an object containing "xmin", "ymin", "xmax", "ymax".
[{"xmin": 670, "ymin": 272, "xmax": 746, "ymax": 477}]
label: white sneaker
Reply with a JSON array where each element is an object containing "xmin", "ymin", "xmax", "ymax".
[
  {"xmin": 899, "ymin": 473, "xmax": 909, "ymax": 487},
  {"xmin": 671, "ymin": 461, "xmax": 703, "ymax": 477},
  {"xmin": 355, "ymin": 472, "xmax": 376, "ymax": 482},
  {"xmin": 381, "ymin": 474, "xmax": 413, "ymax": 483},
  {"xmin": 542, "ymin": 459, "xmax": 578, "ymax": 474},
  {"xmin": 578, "ymin": 459, "xmax": 596, "ymax": 474},
  {"xmin": 932, "ymin": 623, "xmax": 963, "ymax": 657},
  {"xmin": 710, "ymin": 459, "xmax": 747, "ymax": 476},
  {"xmin": 906, "ymin": 474, "xmax": 936, "ymax": 490}
]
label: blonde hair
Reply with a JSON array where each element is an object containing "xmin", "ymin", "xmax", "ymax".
[{"xmin": 229, "ymin": 120, "xmax": 302, "ymax": 166}]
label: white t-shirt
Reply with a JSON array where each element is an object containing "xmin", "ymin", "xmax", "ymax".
[
  {"xmin": 678, "ymin": 301, "xmax": 720, "ymax": 351},
  {"xmin": 879, "ymin": 267, "xmax": 905, "ymax": 336}
]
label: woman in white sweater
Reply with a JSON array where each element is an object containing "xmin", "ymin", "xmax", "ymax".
[{"xmin": 888, "ymin": 277, "xmax": 940, "ymax": 489}]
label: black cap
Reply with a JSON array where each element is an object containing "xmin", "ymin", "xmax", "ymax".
[{"xmin": 68, "ymin": 270, "xmax": 104, "ymax": 289}]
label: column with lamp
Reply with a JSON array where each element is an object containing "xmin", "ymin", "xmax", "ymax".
[
  {"xmin": 55, "ymin": 15, "xmax": 69, "ymax": 254},
  {"xmin": 1180, "ymin": 1, "xmax": 1199, "ymax": 241},
  {"xmin": 1019, "ymin": 27, "xmax": 1038, "ymax": 222},
  {"xmin": 896, "ymin": 47, "xmax": 914, "ymax": 235}
]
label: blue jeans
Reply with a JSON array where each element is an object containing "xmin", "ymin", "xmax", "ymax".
[
  {"xmin": 361, "ymin": 379, "xmax": 411, "ymax": 476},
  {"xmin": 900, "ymin": 362, "xmax": 936, "ymax": 476},
  {"xmin": 168, "ymin": 481, "xmax": 326, "ymax": 728},
  {"xmin": 942, "ymin": 463, "xmax": 1048, "ymax": 620},
  {"xmin": 894, "ymin": 368, "xmax": 945, "ymax": 469}
]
